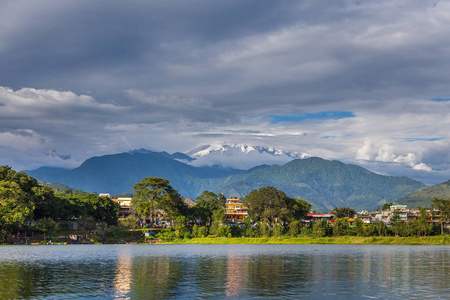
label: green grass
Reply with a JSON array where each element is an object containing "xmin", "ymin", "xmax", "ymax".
[{"xmin": 175, "ymin": 236, "xmax": 450, "ymax": 245}]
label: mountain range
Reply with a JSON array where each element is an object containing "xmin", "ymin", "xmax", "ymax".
[
  {"xmin": 185, "ymin": 144, "xmax": 308, "ymax": 169},
  {"xmin": 398, "ymin": 179, "xmax": 450, "ymax": 208},
  {"xmin": 26, "ymin": 147, "xmax": 429, "ymax": 211}
]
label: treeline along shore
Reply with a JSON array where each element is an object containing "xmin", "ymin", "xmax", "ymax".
[{"xmin": 1, "ymin": 165, "xmax": 450, "ymax": 245}]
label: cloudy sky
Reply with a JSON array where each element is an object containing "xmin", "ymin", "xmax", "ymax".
[{"xmin": 0, "ymin": 0, "xmax": 449, "ymax": 184}]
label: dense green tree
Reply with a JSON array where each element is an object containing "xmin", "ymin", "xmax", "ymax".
[
  {"xmin": 55, "ymin": 192, "xmax": 119, "ymax": 225},
  {"xmin": 121, "ymin": 214, "xmax": 139, "ymax": 237},
  {"xmin": 193, "ymin": 191, "xmax": 226, "ymax": 226},
  {"xmin": 417, "ymin": 207, "xmax": 431, "ymax": 236},
  {"xmin": 84, "ymin": 194, "xmax": 120, "ymax": 225},
  {"xmin": 288, "ymin": 220, "xmax": 301, "ymax": 237},
  {"xmin": 390, "ymin": 210, "xmax": 402, "ymax": 236},
  {"xmin": 363, "ymin": 223, "xmax": 376, "ymax": 237},
  {"xmin": 312, "ymin": 219, "xmax": 331, "ymax": 237},
  {"xmin": 256, "ymin": 221, "xmax": 271, "ymax": 237},
  {"xmin": 36, "ymin": 217, "xmax": 58, "ymax": 240},
  {"xmin": 244, "ymin": 186, "xmax": 310, "ymax": 224},
  {"xmin": 431, "ymin": 198, "xmax": 450, "ymax": 234},
  {"xmin": 377, "ymin": 221, "xmax": 388, "ymax": 236},
  {"xmin": 209, "ymin": 208, "xmax": 225, "ymax": 235},
  {"xmin": 132, "ymin": 177, "xmax": 187, "ymax": 226},
  {"xmin": 192, "ymin": 225, "xmax": 208, "ymax": 238},
  {"xmin": 0, "ymin": 166, "xmax": 37, "ymax": 241},
  {"xmin": 381, "ymin": 202, "xmax": 394, "ymax": 211},
  {"xmin": 291, "ymin": 198, "xmax": 312, "ymax": 220},
  {"xmin": 353, "ymin": 218, "xmax": 365, "ymax": 236},
  {"xmin": 229, "ymin": 224, "xmax": 242, "ymax": 237},
  {"xmin": 332, "ymin": 219, "xmax": 344, "ymax": 236},
  {"xmin": 32, "ymin": 185, "xmax": 60, "ymax": 219},
  {"xmin": 331, "ymin": 207, "xmax": 356, "ymax": 219},
  {"xmin": 0, "ymin": 181, "xmax": 34, "ymax": 240}
]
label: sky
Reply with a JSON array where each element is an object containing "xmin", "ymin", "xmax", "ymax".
[{"xmin": 0, "ymin": 0, "xmax": 449, "ymax": 185}]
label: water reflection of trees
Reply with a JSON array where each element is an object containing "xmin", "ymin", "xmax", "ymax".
[
  {"xmin": 129, "ymin": 256, "xmax": 229, "ymax": 298},
  {"xmin": 0, "ymin": 259, "xmax": 119, "ymax": 298},
  {"xmin": 244, "ymin": 254, "xmax": 311, "ymax": 297},
  {"xmin": 1, "ymin": 245, "xmax": 450, "ymax": 298}
]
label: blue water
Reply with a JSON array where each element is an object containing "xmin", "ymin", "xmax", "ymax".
[{"xmin": 0, "ymin": 244, "xmax": 449, "ymax": 299}]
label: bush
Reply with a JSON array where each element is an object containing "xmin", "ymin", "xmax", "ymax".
[
  {"xmin": 90, "ymin": 234, "xmax": 101, "ymax": 243},
  {"xmin": 197, "ymin": 226, "xmax": 208, "ymax": 238},
  {"xmin": 217, "ymin": 225, "xmax": 231, "ymax": 237},
  {"xmin": 272, "ymin": 224, "xmax": 284, "ymax": 237},
  {"xmin": 300, "ymin": 226, "xmax": 312, "ymax": 237},
  {"xmin": 230, "ymin": 225, "xmax": 242, "ymax": 237},
  {"xmin": 157, "ymin": 229, "xmax": 175, "ymax": 241},
  {"xmin": 288, "ymin": 221, "xmax": 300, "ymax": 237},
  {"xmin": 257, "ymin": 222, "xmax": 270, "ymax": 237}
]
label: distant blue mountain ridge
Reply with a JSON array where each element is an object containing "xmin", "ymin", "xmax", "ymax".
[{"xmin": 26, "ymin": 149, "xmax": 427, "ymax": 211}]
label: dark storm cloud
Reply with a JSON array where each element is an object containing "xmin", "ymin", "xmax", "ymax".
[
  {"xmin": 0, "ymin": 0, "xmax": 449, "ymax": 184},
  {"xmin": 0, "ymin": 0, "xmax": 298, "ymax": 94}
]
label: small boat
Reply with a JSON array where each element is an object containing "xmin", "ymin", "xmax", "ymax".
[{"xmin": 31, "ymin": 243, "xmax": 40, "ymax": 245}]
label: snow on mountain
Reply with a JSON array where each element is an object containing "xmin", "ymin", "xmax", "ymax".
[{"xmin": 186, "ymin": 144, "xmax": 309, "ymax": 169}]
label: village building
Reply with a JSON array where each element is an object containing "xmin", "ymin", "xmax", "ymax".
[
  {"xmin": 225, "ymin": 197, "xmax": 248, "ymax": 223},
  {"xmin": 302, "ymin": 213, "xmax": 335, "ymax": 225},
  {"xmin": 112, "ymin": 197, "xmax": 133, "ymax": 218}
]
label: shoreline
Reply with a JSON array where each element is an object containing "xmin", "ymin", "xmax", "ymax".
[
  {"xmin": 179, "ymin": 236, "xmax": 450, "ymax": 245},
  {"xmin": 150, "ymin": 235, "xmax": 450, "ymax": 245},
  {"xmin": 5, "ymin": 235, "xmax": 450, "ymax": 246}
]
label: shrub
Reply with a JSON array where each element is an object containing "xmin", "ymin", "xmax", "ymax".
[
  {"xmin": 90, "ymin": 234, "xmax": 101, "ymax": 243},
  {"xmin": 197, "ymin": 226, "xmax": 209, "ymax": 238}
]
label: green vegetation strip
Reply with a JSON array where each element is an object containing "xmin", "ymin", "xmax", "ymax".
[{"xmin": 178, "ymin": 236, "xmax": 450, "ymax": 245}]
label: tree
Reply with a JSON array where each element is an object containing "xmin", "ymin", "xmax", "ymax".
[
  {"xmin": 390, "ymin": 210, "xmax": 401, "ymax": 236},
  {"xmin": 332, "ymin": 219, "xmax": 344, "ymax": 236},
  {"xmin": 84, "ymin": 194, "xmax": 120, "ymax": 225},
  {"xmin": 417, "ymin": 207, "xmax": 431, "ymax": 237},
  {"xmin": 32, "ymin": 185, "xmax": 61, "ymax": 219},
  {"xmin": 244, "ymin": 186, "xmax": 310, "ymax": 224},
  {"xmin": 193, "ymin": 191, "xmax": 225, "ymax": 226},
  {"xmin": 54, "ymin": 192, "xmax": 119, "ymax": 225},
  {"xmin": 37, "ymin": 217, "xmax": 58, "ymax": 240},
  {"xmin": 354, "ymin": 218, "xmax": 364, "ymax": 236},
  {"xmin": 292, "ymin": 198, "xmax": 312, "ymax": 220},
  {"xmin": 431, "ymin": 198, "xmax": 450, "ymax": 234},
  {"xmin": 377, "ymin": 221, "xmax": 388, "ymax": 236},
  {"xmin": 381, "ymin": 202, "xmax": 394, "ymax": 211},
  {"xmin": 312, "ymin": 218, "xmax": 331, "ymax": 237},
  {"xmin": 209, "ymin": 208, "xmax": 225, "ymax": 235},
  {"xmin": 132, "ymin": 177, "xmax": 187, "ymax": 227},
  {"xmin": 121, "ymin": 214, "xmax": 139, "ymax": 237},
  {"xmin": 331, "ymin": 207, "xmax": 356, "ymax": 219},
  {"xmin": 0, "ymin": 167, "xmax": 36, "ymax": 242},
  {"xmin": 288, "ymin": 220, "xmax": 301, "ymax": 237}
]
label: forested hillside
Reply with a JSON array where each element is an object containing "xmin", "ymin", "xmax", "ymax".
[
  {"xmin": 26, "ymin": 152, "xmax": 426, "ymax": 211},
  {"xmin": 398, "ymin": 179, "xmax": 450, "ymax": 207}
]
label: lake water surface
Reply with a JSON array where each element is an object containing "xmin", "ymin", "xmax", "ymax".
[{"xmin": 0, "ymin": 244, "xmax": 449, "ymax": 299}]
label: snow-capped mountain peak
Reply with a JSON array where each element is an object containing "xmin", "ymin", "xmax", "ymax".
[{"xmin": 186, "ymin": 144, "xmax": 308, "ymax": 169}]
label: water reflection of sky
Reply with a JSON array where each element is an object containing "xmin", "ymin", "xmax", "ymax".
[{"xmin": 0, "ymin": 244, "xmax": 449, "ymax": 299}]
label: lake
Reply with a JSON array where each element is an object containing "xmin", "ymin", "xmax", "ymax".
[{"xmin": 0, "ymin": 244, "xmax": 449, "ymax": 299}]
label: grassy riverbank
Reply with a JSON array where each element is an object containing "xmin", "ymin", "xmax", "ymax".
[{"xmin": 179, "ymin": 235, "xmax": 450, "ymax": 245}]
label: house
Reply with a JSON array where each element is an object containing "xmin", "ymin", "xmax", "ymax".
[
  {"xmin": 225, "ymin": 198, "xmax": 248, "ymax": 222},
  {"xmin": 303, "ymin": 213, "xmax": 335, "ymax": 225},
  {"xmin": 112, "ymin": 197, "xmax": 133, "ymax": 218}
]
